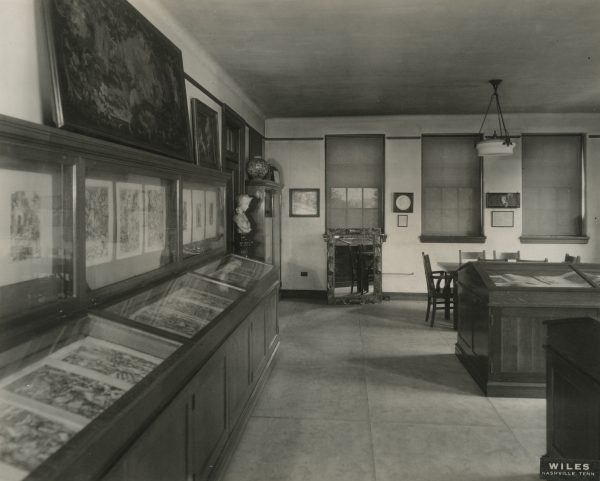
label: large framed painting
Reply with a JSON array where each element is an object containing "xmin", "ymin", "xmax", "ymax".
[
  {"xmin": 191, "ymin": 98, "xmax": 220, "ymax": 169},
  {"xmin": 44, "ymin": 0, "xmax": 191, "ymax": 161}
]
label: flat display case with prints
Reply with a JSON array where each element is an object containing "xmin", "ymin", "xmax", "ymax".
[
  {"xmin": 456, "ymin": 261, "xmax": 600, "ymax": 398},
  {"xmin": 0, "ymin": 313, "xmax": 180, "ymax": 481},
  {"xmin": 192, "ymin": 254, "xmax": 274, "ymax": 290}
]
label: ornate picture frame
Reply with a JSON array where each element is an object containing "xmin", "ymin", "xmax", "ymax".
[
  {"xmin": 44, "ymin": 0, "xmax": 191, "ymax": 161},
  {"xmin": 486, "ymin": 192, "xmax": 520, "ymax": 208},
  {"xmin": 289, "ymin": 189, "xmax": 320, "ymax": 217},
  {"xmin": 191, "ymin": 99, "xmax": 220, "ymax": 170}
]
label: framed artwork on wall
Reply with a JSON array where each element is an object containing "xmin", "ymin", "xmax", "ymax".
[
  {"xmin": 393, "ymin": 193, "xmax": 414, "ymax": 213},
  {"xmin": 44, "ymin": 0, "xmax": 191, "ymax": 161},
  {"xmin": 191, "ymin": 99, "xmax": 220, "ymax": 170},
  {"xmin": 486, "ymin": 192, "xmax": 520, "ymax": 208},
  {"xmin": 289, "ymin": 189, "xmax": 320, "ymax": 217},
  {"xmin": 397, "ymin": 215, "xmax": 408, "ymax": 227},
  {"xmin": 491, "ymin": 210, "xmax": 514, "ymax": 227}
]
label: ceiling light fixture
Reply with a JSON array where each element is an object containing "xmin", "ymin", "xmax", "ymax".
[{"xmin": 475, "ymin": 79, "xmax": 515, "ymax": 156}]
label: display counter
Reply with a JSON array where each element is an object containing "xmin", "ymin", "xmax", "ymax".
[
  {"xmin": 455, "ymin": 261, "xmax": 600, "ymax": 397},
  {"xmin": 544, "ymin": 317, "xmax": 600, "ymax": 460},
  {"xmin": 0, "ymin": 115, "xmax": 280, "ymax": 481}
]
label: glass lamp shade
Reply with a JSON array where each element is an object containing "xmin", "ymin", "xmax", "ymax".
[{"xmin": 476, "ymin": 138, "xmax": 515, "ymax": 156}]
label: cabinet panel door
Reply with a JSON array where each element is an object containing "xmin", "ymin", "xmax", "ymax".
[
  {"xmin": 265, "ymin": 291, "xmax": 278, "ymax": 352},
  {"xmin": 191, "ymin": 351, "xmax": 227, "ymax": 481},
  {"xmin": 102, "ymin": 392, "xmax": 189, "ymax": 481},
  {"xmin": 227, "ymin": 318, "xmax": 250, "ymax": 428},
  {"xmin": 251, "ymin": 304, "xmax": 266, "ymax": 383}
]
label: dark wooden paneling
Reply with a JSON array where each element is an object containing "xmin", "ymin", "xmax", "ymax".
[
  {"xmin": 227, "ymin": 318, "xmax": 250, "ymax": 427},
  {"xmin": 265, "ymin": 291, "xmax": 278, "ymax": 351},
  {"xmin": 102, "ymin": 391, "xmax": 189, "ymax": 481},
  {"xmin": 251, "ymin": 304, "xmax": 266, "ymax": 383},
  {"xmin": 191, "ymin": 351, "xmax": 227, "ymax": 481}
]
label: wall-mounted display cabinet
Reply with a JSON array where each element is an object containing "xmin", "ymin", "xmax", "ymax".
[
  {"xmin": 0, "ymin": 115, "xmax": 279, "ymax": 481},
  {"xmin": 456, "ymin": 261, "xmax": 600, "ymax": 397}
]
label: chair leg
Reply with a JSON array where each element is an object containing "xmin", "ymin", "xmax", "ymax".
[
  {"xmin": 425, "ymin": 297, "xmax": 431, "ymax": 323},
  {"xmin": 430, "ymin": 301, "xmax": 436, "ymax": 328}
]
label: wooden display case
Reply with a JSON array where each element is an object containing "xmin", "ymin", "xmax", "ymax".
[
  {"xmin": 544, "ymin": 317, "xmax": 600, "ymax": 461},
  {"xmin": 0, "ymin": 115, "xmax": 280, "ymax": 481},
  {"xmin": 245, "ymin": 179, "xmax": 282, "ymax": 277},
  {"xmin": 455, "ymin": 261, "xmax": 600, "ymax": 398}
]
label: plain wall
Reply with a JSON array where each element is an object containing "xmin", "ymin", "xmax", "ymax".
[
  {"xmin": 0, "ymin": 0, "xmax": 265, "ymax": 133},
  {"xmin": 266, "ymin": 114, "xmax": 600, "ymax": 293}
]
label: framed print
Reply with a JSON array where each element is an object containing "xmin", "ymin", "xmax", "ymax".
[
  {"xmin": 191, "ymin": 189, "xmax": 206, "ymax": 242},
  {"xmin": 491, "ymin": 210, "xmax": 514, "ymax": 227},
  {"xmin": 289, "ymin": 189, "xmax": 320, "ymax": 217},
  {"xmin": 191, "ymin": 99, "xmax": 220, "ymax": 169},
  {"xmin": 182, "ymin": 188, "xmax": 193, "ymax": 245},
  {"xmin": 397, "ymin": 214, "xmax": 408, "ymax": 227},
  {"xmin": 393, "ymin": 193, "xmax": 414, "ymax": 213},
  {"xmin": 486, "ymin": 192, "xmax": 520, "ymax": 208},
  {"xmin": 44, "ymin": 0, "xmax": 191, "ymax": 161},
  {"xmin": 205, "ymin": 190, "xmax": 218, "ymax": 239},
  {"xmin": 116, "ymin": 182, "xmax": 143, "ymax": 259},
  {"xmin": 85, "ymin": 179, "xmax": 114, "ymax": 266},
  {"xmin": 144, "ymin": 184, "xmax": 166, "ymax": 253}
]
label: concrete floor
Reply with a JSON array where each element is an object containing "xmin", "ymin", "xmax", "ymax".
[{"xmin": 222, "ymin": 299, "xmax": 545, "ymax": 481}]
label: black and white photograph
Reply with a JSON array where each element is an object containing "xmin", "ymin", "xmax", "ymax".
[
  {"xmin": 116, "ymin": 182, "xmax": 143, "ymax": 259},
  {"xmin": 5, "ymin": 1, "xmax": 600, "ymax": 481},
  {"xmin": 85, "ymin": 179, "xmax": 114, "ymax": 266},
  {"xmin": 143, "ymin": 184, "xmax": 166, "ymax": 253}
]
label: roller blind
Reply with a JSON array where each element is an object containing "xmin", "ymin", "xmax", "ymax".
[
  {"xmin": 325, "ymin": 136, "xmax": 384, "ymax": 229},
  {"xmin": 421, "ymin": 135, "xmax": 481, "ymax": 237},
  {"xmin": 522, "ymin": 134, "xmax": 582, "ymax": 236}
]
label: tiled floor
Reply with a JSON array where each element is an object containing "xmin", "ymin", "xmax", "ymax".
[{"xmin": 222, "ymin": 299, "xmax": 545, "ymax": 481}]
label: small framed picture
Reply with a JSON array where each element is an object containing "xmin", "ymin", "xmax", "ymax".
[
  {"xmin": 289, "ymin": 188, "xmax": 320, "ymax": 217},
  {"xmin": 486, "ymin": 192, "xmax": 520, "ymax": 208},
  {"xmin": 397, "ymin": 214, "xmax": 408, "ymax": 227},
  {"xmin": 491, "ymin": 210, "xmax": 514, "ymax": 227},
  {"xmin": 191, "ymin": 98, "xmax": 220, "ymax": 170},
  {"xmin": 393, "ymin": 193, "xmax": 414, "ymax": 213}
]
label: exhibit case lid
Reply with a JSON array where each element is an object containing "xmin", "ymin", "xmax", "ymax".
[
  {"xmin": 192, "ymin": 254, "xmax": 273, "ymax": 290},
  {"xmin": 463, "ymin": 261, "xmax": 600, "ymax": 290}
]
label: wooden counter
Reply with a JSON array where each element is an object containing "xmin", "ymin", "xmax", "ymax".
[{"xmin": 455, "ymin": 262, "xmax": 600, "ymax": 397}]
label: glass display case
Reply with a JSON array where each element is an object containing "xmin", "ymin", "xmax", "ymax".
[
  {"xmin": 85, "ymin": 167, "xmax": 177, "ymax": 291},
  {"xmin": 456, "ymin": 261, "xmax": 600, "ymax": 398},
  {"xmin": 0, "ymin": 314, "xmax": 180, "ymax": 481},
  {"xmin": 105, "ymin": 273, "xmax": 243, "ymax": 338},
  {"xmin": 193, "ymin": 254, "xmax": 273, "ymax": 290},
  {"xmin": 0, "ymin": 139, "xmax": 74, "ymax": 320},
  {"xmin": 181, "ymin": 180, "xmax": 226, "ymax": 259}
]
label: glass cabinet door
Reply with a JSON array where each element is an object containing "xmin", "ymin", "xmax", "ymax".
[{"xmin": 0, "ymin": 144, "xmax": 74, "ymax": 320}]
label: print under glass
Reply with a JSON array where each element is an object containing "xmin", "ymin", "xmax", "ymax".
[{"xmin": 193, "ymin": 254, "xmax": 273, "ymax": 290}]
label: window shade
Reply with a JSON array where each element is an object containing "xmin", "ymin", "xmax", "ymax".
[
  {"xmin": 421, "ymin": 135, "xmax": 481, "ymax": 237},
  {"xmin": 326, "ymin": 136, "xmax": 384, "ymax": 229},
  {"xmin": 522, "ymin": 135, "xmax": 582, "ymax": 236}
]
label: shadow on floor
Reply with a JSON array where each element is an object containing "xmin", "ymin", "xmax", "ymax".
[{"xmin": 357, "ymin": 353, "xmax": 483, "ymax": 395}]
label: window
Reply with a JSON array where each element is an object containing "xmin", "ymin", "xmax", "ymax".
[
  {"xmin": 522, "ymin": 134, "xmax": 584, "ymax": 239},
  {"xmin": 325, "ymin": 136, "xmax": 384, "ymax": 229},
  {"xmin": 421, "ymin": 135, "xmax": 482, "ymax": 241}
]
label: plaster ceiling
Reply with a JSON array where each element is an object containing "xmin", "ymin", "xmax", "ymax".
[{"xmin": 161, "ymin": 0, "xmax": 600, "ymax": 117}]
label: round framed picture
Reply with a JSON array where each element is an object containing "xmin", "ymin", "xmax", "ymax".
[{"xmin": 393, "ymin": 193, "xmax": 414, "ymax": 213}]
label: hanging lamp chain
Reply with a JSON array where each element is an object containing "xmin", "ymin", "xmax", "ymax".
[{"xmin": 477, "ymin": 79, "xmax": 513, "ymax": 146}]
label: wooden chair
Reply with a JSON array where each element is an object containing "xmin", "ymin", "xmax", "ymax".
[
  {"xmin": 564, "ymin": 253, "xmax": 581, "ymax": 263},
  {"xmin": 459, "ymin": 250, "xmax": 486, "ymax": 265},
  {"xmin": 493, "ymin": 250, "xmax": 520, "ymax": 261},
  {"xmin": 422, "ymin": 253, "xmax": 454, "ymax": 327}
]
